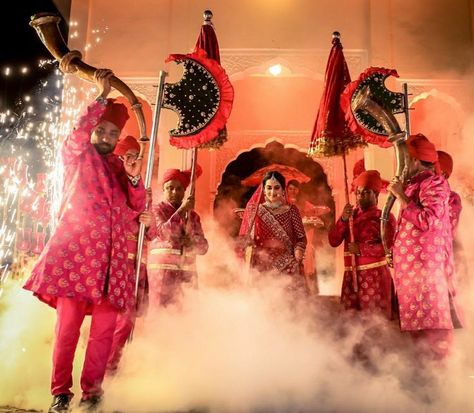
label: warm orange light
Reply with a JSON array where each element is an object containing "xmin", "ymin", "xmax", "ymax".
[{"xmin": 268, "ymin": 64, "xmax": 282, "ymax": 76}]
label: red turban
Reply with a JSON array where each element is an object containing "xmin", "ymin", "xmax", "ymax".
[
  {"xmin": 351, "ymin": 158, "xmax": 366, "ymax": 192},
  {"xmin": 353, "ymin": 158, "xmax": 365, "ymax": 179},
  {"xmin": 407, "ymin": 134, "xmax": 438, "ymax": 163},
  {"xmin": 100, "ymin": 98, "xmax": 130, "ymax": 130},
  {"xmin": 352, "ymin": 170, "xmax": 383, "ymax": 193},
  {"xmin": 162, "ymin": 165, "xmax": 203, "ymax": 189},
  {"xmin": 437, "ymin": 150, "xmax": 453, "ymax": 178},
  {"xmin": 114, "ymin": 135, "xmax": 140, "ymax": 156}
]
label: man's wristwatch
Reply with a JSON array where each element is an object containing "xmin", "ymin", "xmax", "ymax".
[{"xmin": 128, "ymin": 174, "xmax": 141, "ymax": 186}]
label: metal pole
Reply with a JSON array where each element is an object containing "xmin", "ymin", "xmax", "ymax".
[
  {"xmin": 403, "ymin": 83, "xmax": 411, "ymax": 137},
  {"xmin": 342, "ymin": 151, "xmax": 358, "ymax": 293},
  {"xmin": 134, "ymin": 70, "xmax": 167, "ymax": 304}
]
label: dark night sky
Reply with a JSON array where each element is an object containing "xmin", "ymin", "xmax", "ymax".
[{"xmin": 1, "ymin": 0, "xmax": 70, "ymax": 109}]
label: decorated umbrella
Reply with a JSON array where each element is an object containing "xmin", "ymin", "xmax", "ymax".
[
  {"xmin": 241, "ymin": 164, "xmax": 311, "ymax": 187},
  {"xmin": 159, "ymin": 10, "xmax": 233, "ymax": 288},
  {"xmin": 340, "ymin": 67, "xmax": 409, "ymax": 262},
  {"xmin": 163, "ymin": 9, "xmax": 233, "ymax": 203},
  {"xmin": 308, "ymin": 32, "xmax": 365, "ymax": 292}
]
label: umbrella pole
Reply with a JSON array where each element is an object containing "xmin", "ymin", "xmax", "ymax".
[
  {"xmin": 182, "ymin": 147, "xmax": 199, "ymax": 289},
  {"xmin": 342, "ymin": 152, "xmax": 358, "ymax": 293}
]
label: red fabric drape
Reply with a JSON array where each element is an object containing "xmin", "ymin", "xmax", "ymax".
[{"xmin": 308, "ymin": 36, "xmax": 365, "ymax": 157}]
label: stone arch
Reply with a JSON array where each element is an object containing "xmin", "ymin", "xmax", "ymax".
[{"xmin": 213, "ymin": 140, "xmax": 335, "ymax": 237}]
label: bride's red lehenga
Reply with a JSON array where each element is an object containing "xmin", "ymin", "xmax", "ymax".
[{"xmin": 239, "ymin": 186, "xmax": 307, "ymax": 284}]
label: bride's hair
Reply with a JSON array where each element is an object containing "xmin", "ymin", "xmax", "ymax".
[{"xmin": 261, "ymin": 171, "xmax": 286, "ymax": 189}]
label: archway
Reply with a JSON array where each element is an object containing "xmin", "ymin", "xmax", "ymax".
[{"xmin": 213, "ymin": 140, "xmax": 336, "ymax": 284}]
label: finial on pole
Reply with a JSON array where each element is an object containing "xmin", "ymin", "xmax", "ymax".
[{"xmin": 204, "ymin": 10, "xmax": 213, "ymax": 22}]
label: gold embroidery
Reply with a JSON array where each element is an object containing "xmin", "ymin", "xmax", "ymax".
[{"xmin": 344, "ymin": 260, "xmax": 387, "ymax": 271}]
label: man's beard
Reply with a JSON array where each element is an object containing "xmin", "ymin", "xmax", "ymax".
[
  {"xmin": 358, "ymin": 199, "xmax": 374, "ymax": 211},
  {"xmin": 93, "ymin": 142, "xmax": 114, "ymax": 155}
]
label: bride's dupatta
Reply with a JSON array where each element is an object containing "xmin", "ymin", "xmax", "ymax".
[{"xmin": 239, "ymin": 186, "xmax": 263, "ymax": 268}]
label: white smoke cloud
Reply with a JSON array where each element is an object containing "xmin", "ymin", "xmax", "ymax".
[{"xmin": 1, "ymin": 217, "xmax": 473, "ymax": 413}]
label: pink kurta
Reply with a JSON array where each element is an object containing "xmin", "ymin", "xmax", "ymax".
[
  {"xmin": 392, "ymin": 170, "xmax": 462, "ymax": 331},
  {"xmin": 147, "ymin": 201, "xmax": 208, "ymax": 307},
  {"xmin": 328, "ymin": 205, "xmax": 396, "ymax": 318},
  {"xmin": 448, "ymin": 190, "xmax": 462, "ymax": 236},
  {"xmin": 24, "ymin": 101, "xmax": 146, "ymax": 313}
]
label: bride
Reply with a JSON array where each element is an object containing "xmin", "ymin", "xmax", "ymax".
[{"xmin": 239, "ymin": 171, "xmax": 307, "ymax": 287}]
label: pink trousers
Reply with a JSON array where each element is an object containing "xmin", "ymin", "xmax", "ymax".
[
  {"xmin": 106, "ymin": 311, "xmax": 134, "ymax": 374},
  {"xmin": 409, "ymin": 329, "xmax": 454, "ymax": 362},
  {"xmin": 51, "ymin": 297, "xmax": 118, "ymax": 399}
]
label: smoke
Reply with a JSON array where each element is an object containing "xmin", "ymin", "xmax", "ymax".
[
  {"xmin": 0, "ymin": 209, "xmax": 474, "ymax": 413},
  {"xmin": 0, "ymin": 280, "xmax": 55, "ymax": 407},
  {"xmin": 102, "ymin": 218, "xmax": 473, "ymax": 413}
]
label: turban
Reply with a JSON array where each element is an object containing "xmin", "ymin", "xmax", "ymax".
[
  {"xmin": 162, "ymin": 165, "xmax": 203, "ymax": 190},
  {"xmin": 353, "ymin": 158, "xmax": 366, "ymax": 179},
  {"xmin": 100, "ymin": 98, "xmax": 129, "ymax": 130},
  {"xmin": 114, "ymin": 135, "xmax": 140, "ymax": 156},
  {"xmin": 352, "ymin": 170, "xmax": 383, "ymax": 193},
  {"xmin": 437, "ymin": 150, "xmax": 453, "ymax": 178},
  {"xmin": 407, "ymin": 134, "xmax": 438, "ymax": 163}
]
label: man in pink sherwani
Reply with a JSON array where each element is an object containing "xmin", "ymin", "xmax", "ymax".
[
  {"xmin": 24, "ymin": 70, "xmax": 146, "ymax": 412},
  {"xmin": 388, "ymin": 134, "xmax": 463, "ymax": 363},
  {"xmin": 105, "ymin": 136, "xmax": 157, "ymax": 375},
  {"xmin": 328, "ymin": 170, "xmax": 396, "ymax": 318},
  {"xmin": 148, "ymin": 168, "xmax": 208, "ymax": 307}
]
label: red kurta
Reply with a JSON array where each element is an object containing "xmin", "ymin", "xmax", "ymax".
[
  {"xmin": 392, "ymin": 170, "xmax": 462, "ymax": 331},
  {"xmin": 24, "ymin": 101, "xmax": 146, "ymax": 313},
  {"xmin": 147, "ymin": 201, "xmax": 208, "ymax": 307},
  {"xmin": 328, "ymin": 205, "xmax": 396, "ymax": 318}
]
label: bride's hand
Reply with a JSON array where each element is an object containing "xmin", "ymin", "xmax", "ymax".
[{"xmin": 295, "ymin": 248, "xmax": 304, "ymax": 262}]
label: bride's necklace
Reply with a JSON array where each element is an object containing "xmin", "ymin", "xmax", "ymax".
[{"xmin": 264, "ymin": 200, "xmax": 283, "ymax": 209}]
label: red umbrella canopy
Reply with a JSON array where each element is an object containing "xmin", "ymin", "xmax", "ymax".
[
  {"xmin": 195, "ymin": 10, "xmax": 221, "ymax": 64},
  {"xmin": 241, "ymin": 164, "xmax": 311, "ymax": 187},
  {"xmin": 308, "ymin": 32, "xmax": 365, "ymax": 157}
]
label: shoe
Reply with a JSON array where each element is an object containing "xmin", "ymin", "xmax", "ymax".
[
  {"xmin": 48, "ymin": 394, "xmax": 71, "ymax": 413},
  {"xmin": 79, "ymin": 395, "xmax": 103, "ymax": 412}
]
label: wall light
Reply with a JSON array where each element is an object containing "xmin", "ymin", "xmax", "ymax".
[{"xmin": 268, "ymin": 64, "xmax": 282, "ymax": 76}]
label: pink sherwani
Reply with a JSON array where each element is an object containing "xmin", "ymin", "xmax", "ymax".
[
  {"xmin": 448, "ymin": 190, "xmax": 462, "ymax": 236},
  {"xmin": 24, "ymin": 101, "xmax": 146, "ymax": 312},
  {"xmin": 328, "ymin": 205, "xmax": 396, "ymax": 318},
  {"xmin": 147, "ymin": 201, "xmax": 208, "ymax": 307},
  {"xmin": 393, "ymin": 170, "xmax": 462, "ymax": 335},
  {"xmin": 23, "ymin": 100, "xmax": 146, "ymax": 399}
]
